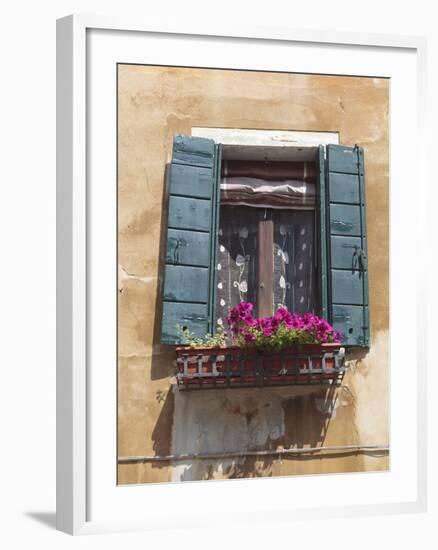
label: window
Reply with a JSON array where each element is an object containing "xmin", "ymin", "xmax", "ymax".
[
  {"xmin": 161, "ymin": 135, "xmax": 369, "ymax": 347},
  {"xmin": 215, "ymin": 155, "xmax": 318, "ymax": 323}
]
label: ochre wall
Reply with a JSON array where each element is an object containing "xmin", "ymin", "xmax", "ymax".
[{"xmin": 117, "ymin": 65, "xmax": 389, "ymax": 484}]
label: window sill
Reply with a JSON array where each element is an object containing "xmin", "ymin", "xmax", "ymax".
[{"xmin": 175, "ymin": 343, "xmax": 345, "ymax": 390}]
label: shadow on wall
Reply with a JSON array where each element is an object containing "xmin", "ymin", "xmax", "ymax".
[
  {"xmin": 345, "ymin": 346, "xmax": 369, "ymax": 365},
  {"xmin": 151, "ymin": 163, "xmax": 176, "ymax": 381},
  {"xmin": 162, "ymin": 384, "xmax": 342, "ymax": 481},
  {"xmin": 282, "ymin": 386, "xmax": 338, "ymax": 448},
  {"xmin": 151, "ymin": 387, "xmax": 175, "ymax": 460}
]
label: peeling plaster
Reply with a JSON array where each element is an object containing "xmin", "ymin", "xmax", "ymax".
[
  {"xmin": 118, "ymin": 265, "xmax": 158, "ymax": 291},
  {"xmin": 169, "ymin": 385, "xmax": 355, "ymax": 482}
]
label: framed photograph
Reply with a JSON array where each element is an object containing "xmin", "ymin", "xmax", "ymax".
[{"xmin": 57, "ymin": 15, "xmax": 427, "ymax": 535}]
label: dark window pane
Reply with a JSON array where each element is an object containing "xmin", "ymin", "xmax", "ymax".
[
  {"xmin": 215, "ymin": 206, "xmax": 259, "ymax": 327},
  {"xmin": 273, "ymin": 210, "xmax": 317, "ymax": 314}
]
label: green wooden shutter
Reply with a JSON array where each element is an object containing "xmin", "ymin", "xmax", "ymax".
[
  {"xmin": 322, "ymin": 144, "xmax": 370, "ymax": 346},
  {"xmin": 161, "ymin": 135, "xmax": 220, "ymax": 344}
]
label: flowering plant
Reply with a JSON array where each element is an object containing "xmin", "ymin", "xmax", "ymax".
[
  {"xmin": 227, "ymin": 302, "xmax": 343, "ymax": 351},
  {"xmin": 176, "ymin": 324, "xmax": 228, "ymax": 348},
  {"xmin": 175, "ymin": 302, "xmax": 342, "ymax": 350}
]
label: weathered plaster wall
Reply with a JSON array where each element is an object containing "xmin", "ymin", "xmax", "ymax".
[{"xmin": 117, "ymin": 65, "xmax": 389, "ymax": 484}]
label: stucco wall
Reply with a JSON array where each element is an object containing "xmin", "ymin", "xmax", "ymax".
[{"xmin": 117, "ymin": 65, "xmax": 389, "ymax": 484}]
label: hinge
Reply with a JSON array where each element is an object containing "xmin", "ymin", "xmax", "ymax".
[{"xmin": 354, "ymin": 143, "xmax": 363, "ymax": 174}]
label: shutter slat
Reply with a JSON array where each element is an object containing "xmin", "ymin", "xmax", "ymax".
[
  {"xmin": 331, "ymin": 271, "xmax": 364, "ymax": 305},
  {"xmin": 327, "ymin": 145, "xmax": 361, "ymax": 174},
  {"xmin": 163, "ymin": 265, "xmax": 209, "ymax": 303},
  {"xmin": 166, "ymin": 229, "xmax": 210, "ymax": 267},
  {"xmin": 161, "ymin": 135, "xmax": 217, "ymax": 344},
  {"xmin": 168, "ymin": 196, "xmax": 212, "ymax": 232},
  {"xmin": 172, "ymin": 135, "xmax": 216, "ymax": 168},
  {"xmin": 329, "ymin": 204, "xmax": 361, "ymax": 236},
  {"xmin": 332, "ymin": 305, "xmax": 366, "ymax": 346},
  {"xmin": 161, "ymin": 303, "xmax": 209, "ymax": 341},
  {"xmin": 326, "ymin": 144, "xmax": 370, "ymax": 347},
  {"xmin": 329, "ymin": 173, "xmax": 360, "ymax": 204},
  {"xmin": 330, "ymin": 235, "xmax": 365, "ymax": 269},
  {"xmin": 169, "ymin": 163, "xmax": 214, "ymax": 199}
]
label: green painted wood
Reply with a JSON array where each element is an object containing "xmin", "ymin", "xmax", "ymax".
[
  {"xmin": 358, "ymin": 146, "xmax": 370, "ymax": 345},
  {"xmin": 318, "ymin": 145, "xmax": 329, "ymax": 320},
  {"xmin": 330, "ymin": 204, "xmax": 361, "ymax": 236},
  {"xmin": 330, "ymin": 235, "xmax": 364, "ymax": 269},
  {"xmin": 162, "ymin": 302, "xmax": 209, "ymax": 344},
  {"xmin": 161, "ymin": 135, "xmax": 218, "ymax": 344},
  {"xmin": 172, "ymin": 135, "xmax": 215, "ymax": 168},
  {"xmin": 331, "ymin": 270, "xmax": 364, "ymax": 305},
  {"xmin": 208, "ymin": 143, "xmax": 222, "ymax": 333},
  {"xmin": 332, "ymin": 305, "xmax": 366, "ymax": 346},
  {"xmin": 328, "ymin": 173, "xmax": 360, "ymax": 204},
  {"xmin": 163, "ymin": 264, "xmax": 209, "ymax": 303},
  {"xmin": 166, "ymin": 229, "xmax": 210, "ymax": 267},
  {"xmin": 363, "ymin": 301, "xmax": 370, "ymax": 345},
  {"xmin": 169, "ymin": 163, "xmax": 214, "ymax": 199},
  {"xmin": 168, "ymin": 196, "xmax": 212, "ymax": 232},
  {"xmin": 327, "ymin": 144, "xmax": 362, "ymax": 175},
  {"xmin": 326, "ymin": 144, "xmax": 369, "ymax": 347}
]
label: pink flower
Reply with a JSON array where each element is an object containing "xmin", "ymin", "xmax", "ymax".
[{"xmin": 226, "ymin": 301, "xmax": 342, "ymax": 346}]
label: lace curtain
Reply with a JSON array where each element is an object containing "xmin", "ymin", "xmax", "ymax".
[
  {"xmin": 215, "ymin": 207, "xmax": 316, "ymax": 326},
  {"xmin": 272, "ymin": 210, "xmax": 316, "ymax": 313},
  {"xmin": 215, "ymin": 206, "xmax": 259, "ymax": 328}
]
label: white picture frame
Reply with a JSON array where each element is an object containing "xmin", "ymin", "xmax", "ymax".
[{"xmin": 56, "ymin": 14, "xmax": 428, "ymax": 535}]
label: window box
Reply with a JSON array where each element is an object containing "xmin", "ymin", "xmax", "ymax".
[{"xmin": 175, "ymin": 343, "xmax": 345, "ymax": 390}]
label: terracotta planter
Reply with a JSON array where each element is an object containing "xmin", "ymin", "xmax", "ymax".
[{"xmin": 175, "ymin": 343, "xmax": 344, "ymax": 390}]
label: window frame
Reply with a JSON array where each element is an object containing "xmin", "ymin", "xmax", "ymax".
[{"xmin": 213, "ymin": 142, "xmax": 322, "ymax": 322}]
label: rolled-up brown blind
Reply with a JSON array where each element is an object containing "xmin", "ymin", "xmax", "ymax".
[
  {"xmin": 220, "ymin": 160, "xmax": 316, "ymax": 209},
  {"xmin": 222, "ymin": 160, "xmax": 317, "ymax": 181}
]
